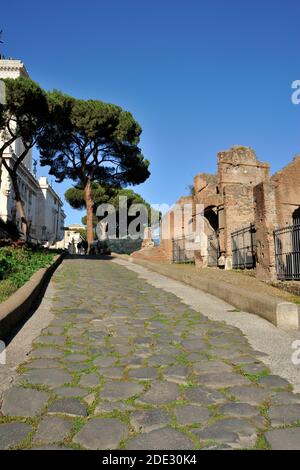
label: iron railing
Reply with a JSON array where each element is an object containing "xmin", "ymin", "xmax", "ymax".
[
  {"xmin": 172, "ymin": 236, "xmax": 195, "ymax": 264},
  {"xmin": 231, "ymin": 224, "xmax": 256, "ymax": 269},
  {"xmin": 274, "ymin": 221, "xmax": 300, "ymax": 280}
]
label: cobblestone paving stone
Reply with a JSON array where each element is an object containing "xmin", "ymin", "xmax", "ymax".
[{"xmin": 0, "ymin": 258, "xmax": 299, "ymax": 449}]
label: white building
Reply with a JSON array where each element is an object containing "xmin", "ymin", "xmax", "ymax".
[
  {"xmin": 54, "ymin": 224, "xmax": 85, "ymax": 252},
  {"xmin": 0, "ymin": 58, "xmax": 65, "ymax": 244}
]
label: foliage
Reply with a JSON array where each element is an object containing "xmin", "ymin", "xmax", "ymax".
[
  {"xmin": 3, "ymin": 76, "xmax": 48, "ymax": 146},
  {"xmin": 81, "ymin": 214, "xmax": 98, "ymax": 227},
  {"xmin": 65, "ymin": 182, "xmax": 115, "ymax": 210},
  {"xmin": 0, "ymin": 77, "xmax": 49, "ymax": 238},
  {"xmin": 37, "ymin": 92, "xmax": 150, "ymax": 250},
  {"xmin": 78, "ymin": 228, "xmax": 87, "ymax": 241},
  {"xmin": 38, "ymin": 92, "xmax": 150, "ymax": 185},
  {"xmin": 65, "ymin": 184, "xmax": 160, "ymax": 227},
  {"xmin": 0, "ymin": 246, "xmax": 55, "ymax": 302}
]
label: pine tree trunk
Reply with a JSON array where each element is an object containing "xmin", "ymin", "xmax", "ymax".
[
  {"xmin": 11, "ymin": 173, "xmax": 28, "ymax": 240},
  {"xmin": 84, "ymin": 179, "xmax": 94, "ymax": 254},
  {"xmin": 0, "ymin": 138, "xmax": 16, "ymax": 187}
]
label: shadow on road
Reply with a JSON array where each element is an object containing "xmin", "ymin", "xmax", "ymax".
[{"xmin": 66, "ymin": 254, "xmax": 114, "ymax": 260}]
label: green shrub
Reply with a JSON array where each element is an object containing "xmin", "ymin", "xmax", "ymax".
[
  {"xmin": 0, "ymin": 248, "xmax": 14, "ymax": 280},
  {"xmin": 0, "ymin": 246, "xmax": 56, "ymax": 302}
]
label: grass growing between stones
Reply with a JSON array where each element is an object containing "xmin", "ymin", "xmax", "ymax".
[
  {"xmin": 118, "ymin": 422, "xmax": 144, "ymax": 450},
  {"xmin": 76, "ymin": 365, "xmax": 99, "ymax": 375},
  {"xmin": 233, "ymin": 364, "xmax": 270, "ymax": 384},
  {"xmin": 96, "ymin": 409, "xmax": 132, "ymax": 426},
  {"xmin": 1, "ymin": 415, "xmax": 40, "ymax": 450},
  {"xmin": 85, "ymin": 393, "xmax": 101, "ymax": 416},
  {"xmin": 0, "ymin": 415, "xmax": 37, "ymax": 425},
  {"xmin": 175, "ymin": 352, "xmax": 190, "ymax": 366},
  {"xmin": 206, "ymin": 404, "xmax": 224, "ymax": 424},
  {"xmin": 10, "ymin": 429, "xmax": 35, "ymax": 450},
  {"xmin": 69, "ymin": 416, "xmax": 86, "ymax": 435},
  {"xmin": 122, "ymin": 392, "xmax": 148, "ymax": 407},
  {"xmin": 17, "ymin": 381, "xmax": 51, "ymax": 393},
  {"xmin": 218, "ymin": 387, "xmax": 237, "ymax": 402},
  {"xmin": 258, "ymin": 401, "xmax": 271, "ymax": 432},
  {"xmin": 63, "ymin": 417, "xmax": 88, "ymax": 449},
  {"xmin": 169, "ymin": 423, "xmax": 201, "ymax": 450},
  {"xmin": 149, "ymin": 314, "xmax": 169, "ymax": 324},
  {"xmin": 166, "ymin": 399, "xmax": 189, "ymax": 407},
  {"xmin": 16, "ymin": 365, "xmax": 29, "ymax": 374},
  {"xmin": 255, "ymin": 434, "xmax": 271, "ymax": 450},
  {"xmin": 179, "ymin": 381, "xmax": 198, "ymax": 391}
]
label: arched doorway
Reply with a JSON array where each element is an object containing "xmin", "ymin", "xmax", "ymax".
[
  {"xmin": 292, "ymin": 207, "xmax": 300, "ymax": 225},
  {"xmin": 204, "ymin": 205, "xmax": 219, "ymax": 267}
]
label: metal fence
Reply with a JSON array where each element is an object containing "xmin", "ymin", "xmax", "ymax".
[
  {"xmin": 207, "ymin": 232, "xmax": 219, "ymax": 267},
  {"xmin": 231, "ymin": 224, "xmax": 256, "ymax": 269},
  {"xmin": 172, "ymin": 236, "xmax": 195, "ymax": 264},
  {"xmin": 274, "ymin": 221, "xmax": 300, "ymax": 280}
]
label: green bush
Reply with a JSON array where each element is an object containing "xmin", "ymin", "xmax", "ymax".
[
  {"xmin": 0, "ymin": 246, "xmax": 56, "ymax": 302},
  {"xmin": 0, "ymin": 248, "xmax": 14, "ymax": 280}
]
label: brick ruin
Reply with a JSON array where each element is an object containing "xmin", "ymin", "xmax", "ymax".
[{"xmin": 160, "ymin": 146, "xmax": 300, "ymax": 281}]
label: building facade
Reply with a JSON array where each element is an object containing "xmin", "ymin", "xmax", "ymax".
[
  {"xmin": 54, "ymin": 224, "xmax": 85, "ymax": 252},
  {"xmin": 0, "ymin": 58, "xmax": 65, "ymax": 244}
]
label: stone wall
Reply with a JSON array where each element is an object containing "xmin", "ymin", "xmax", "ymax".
[
  {"xmin": 160, "ymin": 209, "xmax": 174, "ymax": 261},
  {"xmin": 160, "ymin": 196, "xmax": 194, "ymax": 261},
  {"xmin": 271, "ymin": 155, "xmax": 300, "ymax": 226},
  {"xmin": 217, "ymin": 147, "xmax": 270, "ymax": 266},
  {"xmin": 253, "ymin": 181, "xmax": 277, "ymax": 280}
]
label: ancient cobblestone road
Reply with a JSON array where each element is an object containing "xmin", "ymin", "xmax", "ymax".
[{"xmin": 1, "ymin": 258, "xmax": 300, "ymax": 450}]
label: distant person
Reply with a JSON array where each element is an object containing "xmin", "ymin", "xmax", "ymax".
[
  {"xmin": 68, "ymin": 240, "xmax": 75, "ymax": 254},
  {"xmin": 82, "ymin": 239, "xmax": 88, "ymax": 255}
]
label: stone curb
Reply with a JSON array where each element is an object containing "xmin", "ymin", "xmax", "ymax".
[
  {"xmin": 119, "ymin": 256, "xmax": 299, "ymax": 330},
  {"xmin": 0, "ymin": 253, "xmax": 65, "ymax": 340}
]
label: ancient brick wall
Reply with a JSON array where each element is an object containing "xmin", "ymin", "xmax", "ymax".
[
  {"xmin": 220, "ymin": 184, "xmax": 256, "ymax": 259},
  {"xmin": 159, "ymin": 196, "xmax": 194, "ymax": 261},
  {"xmin": 193, "ymin": 173, "xmax": 219, "ymax": 267},
  {"xmin": 271, "ymin": 155, "xmax": 300, "ymax": 226},
  {"xmin": 160, "ymin": 209, "xmax": 174, "ymax": 261},
  {"xmin": 193, "ymin": 173, "xmax": 219, "ymax": 236},
  {"xmin": 254, "ymin": 181, "xmax": 277, "ymax": 280},
  {"xmin": 159, "ymin": 147, "xmax": 300, "ymax": 279},
  {"xmin": 217, "ymin": 147, "xmax": 270, "ymax": 266},
  {"xmin": 218, "ymin": 146, "xmax": 270, "ymax": 188}
]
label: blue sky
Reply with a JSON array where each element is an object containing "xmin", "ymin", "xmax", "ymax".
[{"xmin": 1, "ymin": 0, "xmax": 300, "ymax": 224}]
